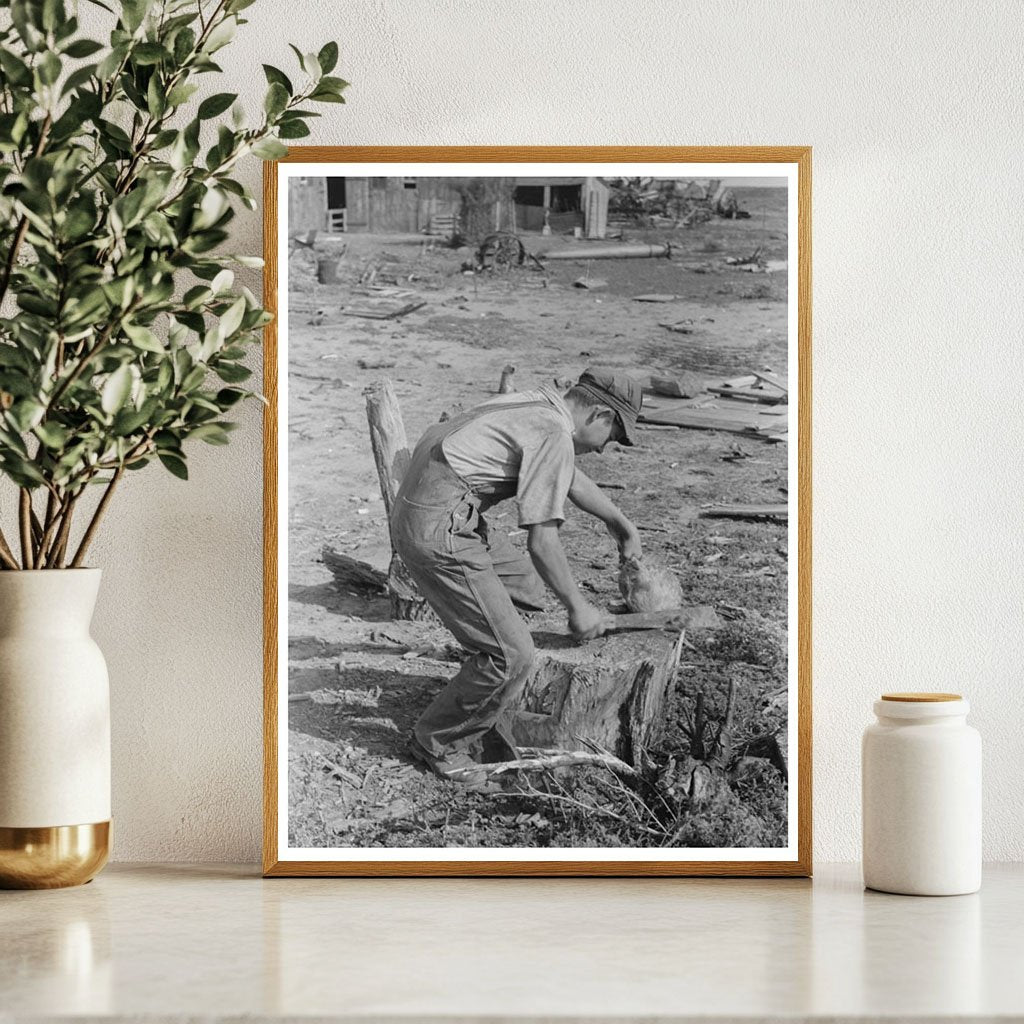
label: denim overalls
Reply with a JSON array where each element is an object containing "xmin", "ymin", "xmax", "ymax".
[{"xmin": 392, "ymin": 399, "xmax": 553, "ymax": 760}]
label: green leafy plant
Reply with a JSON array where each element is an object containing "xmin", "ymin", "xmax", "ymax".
[{"xmin": 0, "ymin": 0, "xmax": 346, "ymax": 569}]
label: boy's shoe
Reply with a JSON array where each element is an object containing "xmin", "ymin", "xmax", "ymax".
[{"xmin": 408, "ymin": 738, "xmax": 502, "ymax": 794}]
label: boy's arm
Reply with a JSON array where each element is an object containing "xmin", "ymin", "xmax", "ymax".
[
  {"xmin": 568, "ymin": 469, "xmax": 642, "ymax": 561},
  {"xmin": 526, "ymin": 520, "xmax": 606, "ymax": 640}
]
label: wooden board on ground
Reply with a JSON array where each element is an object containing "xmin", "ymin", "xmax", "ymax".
[
  {"xmin": 639, "ymin": 403, "xmax": 788, "ymax": 440},
  {"xmin": 342, "ymin": 300, "xmax": 426, "ymax": 320},
  {"xmin": 707, "ymin": 385, "xmax": 787, "ymax": 405},
  {"xmin": 700, "ymin": 503, "xmax": 788, "ymax": 521},
  {"xmin": 642, "ymin": 373, "xmax": 706, "ymax": 399}
]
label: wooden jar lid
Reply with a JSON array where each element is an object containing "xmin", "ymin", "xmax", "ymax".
[{"xmin": 881, "ymin": 692, "xmax": 962, "ymax": 702}]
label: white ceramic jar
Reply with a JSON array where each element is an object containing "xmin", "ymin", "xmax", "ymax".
[{"xmin": 862, "ymin": 692, "xmax": 981, "ymax": 896}]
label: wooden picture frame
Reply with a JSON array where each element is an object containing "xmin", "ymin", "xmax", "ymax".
[{"xmin": 263, "ymin": 147, "xmax": 811, "ymax": 877}]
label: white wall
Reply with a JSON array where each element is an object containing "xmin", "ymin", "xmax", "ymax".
[{"xmin": 75, "ymin": 0, "xmax": 1024, "ymax": 862}]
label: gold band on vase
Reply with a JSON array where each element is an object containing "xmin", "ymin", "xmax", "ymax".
[{"xmin": 0, "ymin": 821, "xmax": 110, "ymax": 889}]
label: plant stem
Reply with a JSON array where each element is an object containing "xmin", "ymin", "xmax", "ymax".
[
  {"xmin": 18, "ymin": 489, "xmax": 34, "ymax": 569},
  {"xmin": 35, "ymin": 487, "xmax": 65, "ymax": 566},
  {"xmin": 0, "ymin": 527, "xmax": 19, "ymax": 570},
  {"xmin": 70, "ymin": 466, "xmax": 124, "ymax": 568},
  {"xmin": 45, "ymin": 492, "xmax": 79, "ymax": 569}
]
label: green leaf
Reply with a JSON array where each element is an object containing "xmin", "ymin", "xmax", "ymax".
[
  {"xmin": 210, "ymin": 268, "xmax": 234, "ymax": 294},
  {"xmin": 189, "ymin": 422, "xmax": 231, "ymax": 445},
  {"xmin": 63, "ymin": 38, "xmax": 104, "ymax": 58},
  {"xmin": 121, "ymin": 0, "xmax": 152, "ymax": 33},
  {"xmin": 34, "ymin": 421, "xmax": 70, "ymax": 449},
  {"xmin": 262, "ymin": 64, "xmax": 292, "ymax": 94},
  {"xmin": 203, "ymin": 16, "xmax": 236, "ymax": 53},
  {"xmin": 215, "ymin": 388, "xmax": 247, "ymax": 408},
  {"xmin": 123, "ymin": 322, "xmax": 164, "ymax": 353},
  {"xmin": 0, "ymin": 50, "xmax": 33, "ymax": 86},
  {"xmin": 112, "ymin": 405, "xmax": 151, "ymax": 435},
  {"xmin": 214, "ymin": 362, "xmax": 251, "ymax": 383},
  {"xmin": 172, "ymin": 26, "xmax": 196, "ymax": 65},
  {"xmin": 217, "ymin": 296, "xmax": 246, "ymax": 340},
  {"xmin": 251, "ymin": 137, "xmax": 287, "ymax": 160},
  {"xmin": 277, "ymin": 120, "xmax": 310, "ymax": 140},
  {"xmin": 9, "ymin": 399, "xmax": 45, "ymax": 432},
  {"xmin": 317, "ymin": 41, "xmax": 339, "ymax": 75},
  {"xmin": 198, "ymin": 91, "xmax": 237, "ymax": 119},
  {"xmin": 309, "ymin": 88, "xmax": 345, "ymax": 104},
  {"xmin": 1, "ymin": 456, "xmax": 46, "ymax": 487},
  {"xmin": 166, "ymin": 82, "xmax": 199, "ymax": 107},
  {"xmin": 101, "ymin": 365, "xmax": 133, "ymax": 415},
  {"xmin": 61, "ymin": 62, "xmax": 98, "ymax": 96},
  {"xmin": 132, "ymin": 43, "xmax": 168, "ymax": 66},
  {"xmin": 264, "ymin": 81, "xmax": 288, "ymax": 117},
  {"xmin": 38, "ymin": 51, "xmax": 62, "ymax": 86},
  {"xmin": 318, "ymin": 76, "xmax": 349, "ymax": 93},
  {"xmin": 158, "ymin": 452, "xmax": 188, "ymax": 479},
  {"xmin": 147, "ymin": 74, "xmax": 166, "ymax": 117}
]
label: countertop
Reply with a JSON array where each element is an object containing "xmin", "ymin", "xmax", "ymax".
[{"xmin": 2, "ymin": 863, "xmax": 1022, "ymax": 1021}]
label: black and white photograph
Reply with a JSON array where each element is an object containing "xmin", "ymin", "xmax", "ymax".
[{"xmin": 267, "ymin": 153, "xmax": 809, "ymax": 874}]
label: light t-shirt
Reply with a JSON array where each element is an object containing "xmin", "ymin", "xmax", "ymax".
[{"xmin": 442, "ymin": 385, "xmax": 576, "ymax": 526}]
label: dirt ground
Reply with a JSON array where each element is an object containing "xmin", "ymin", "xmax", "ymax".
[{"xmin": 285, "ymin": 188, "xmax": 791, "ymax": 850}]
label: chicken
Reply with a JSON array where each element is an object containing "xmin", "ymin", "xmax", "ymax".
[{"xmin": 618, "ymin": 554, "xmax": 683, "ymax": 613}]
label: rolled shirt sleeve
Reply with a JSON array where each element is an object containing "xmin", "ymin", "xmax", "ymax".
[{"xmin": 516, "ymin": 431, "xmax": 576, "ymax": 526}]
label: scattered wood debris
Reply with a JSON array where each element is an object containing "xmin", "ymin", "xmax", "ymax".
[
  {"xmin": 497, "ymin": 364, "xmax": 516, "ymax": 393},
  {"xmin": 343, "ymin": 299, "xmax": 426, "ymax": 321},
  {"xmin": 321, "ymin": 545, "xmax": 387, "ymax": 593},
  {"xmin": 699, "ymin": 504, "xmax": 788, "ymax": 521},
  {"xmin": 644, "ymin": 373, "xmax": 705, "ymax": 399},
  {"xmin": 659, "ymin": 320, "xmax": 694, "ymax": 335},
  {"xmin": 708, "ymin": 371, "xmax": 788, "ymax": 405},
  {"xmin": 639, "ymin": 404, "xmax": 787, "ymax": 441}
]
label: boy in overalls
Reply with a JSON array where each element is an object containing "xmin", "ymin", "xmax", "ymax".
[{"xmin": 392, "ymin": 368, "xmax": 643, "ymax": 790}]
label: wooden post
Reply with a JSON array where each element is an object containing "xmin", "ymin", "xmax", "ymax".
[
  {"xmin": 365, "ymin": 379, "xmax": 410, "ymax": 518},
  {"xmin": 364, "ymin": 380, "xmax": 435, "ymax": 621}
]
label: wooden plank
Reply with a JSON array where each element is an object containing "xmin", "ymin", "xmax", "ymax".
[
  {"xmin": 751, "ymin": 369, "xmax": 789, "ymax": 393},
  {"xmin": 639, "ymin": 405, "xmax": 788, "ymax": 434},
  {"xmin": 700, "ymin": 504, "xmax": 789, "ymax": 521},
  {"xmin": 342, "ymin": 300, "xmax": 426, "ymax": 321},
  {"xmin": 708, "ymin": 386, "xmax": 788, "ymax": 405},
  {"xmin": 646, "ymin": 373, "xmax": 705, "ymax": 398}
]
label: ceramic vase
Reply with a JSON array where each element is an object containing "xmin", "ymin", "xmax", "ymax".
[{"xmin": 0, "ymin": 569, "xmax": 111, "ymax": 888}]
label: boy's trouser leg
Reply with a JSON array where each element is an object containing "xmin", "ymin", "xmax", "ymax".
[{"xmin": 394, "ymin": 501, "xmax": 536, "ymax": 759}]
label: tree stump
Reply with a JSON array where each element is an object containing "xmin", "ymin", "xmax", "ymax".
[{"xmin": 506, "ymin": 621, "xmax": 682, "ymax": 765}]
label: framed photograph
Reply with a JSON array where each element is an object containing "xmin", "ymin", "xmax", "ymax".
[{"xmin": 263, "ymin": 147, "xmax": 811, "ymax": 877}]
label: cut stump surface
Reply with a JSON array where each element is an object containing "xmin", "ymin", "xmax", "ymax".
[{"xmin": 508, "ymin": 616, "xmax": 681, "ymax": 765}]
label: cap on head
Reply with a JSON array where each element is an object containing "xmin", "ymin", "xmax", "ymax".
[{"xmin": 574, "ymin": 367, "xmax": 642, "ymax": 446}]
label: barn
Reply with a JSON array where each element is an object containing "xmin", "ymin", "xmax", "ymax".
[{"xmin": 287, "ymin": 176, "xmax": 609, "ymax": 239}]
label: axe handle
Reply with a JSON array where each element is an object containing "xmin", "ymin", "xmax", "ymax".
[{"xmin": 603, "ymin": 609, "xmax": 687, "ymax": 633}]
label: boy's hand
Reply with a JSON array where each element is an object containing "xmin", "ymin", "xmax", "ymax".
[
  {"xmin": 614, "ymin": 521, "xmax": 643, "ymax": 562},
  {"xmin": 569, "ymin": 602, "xmax": 609, "ymax": 641}
]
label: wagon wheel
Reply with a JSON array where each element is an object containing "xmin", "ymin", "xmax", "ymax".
[{"xmin": 477, "ymin": 231, "xmax": 527, "ymax": 272}]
